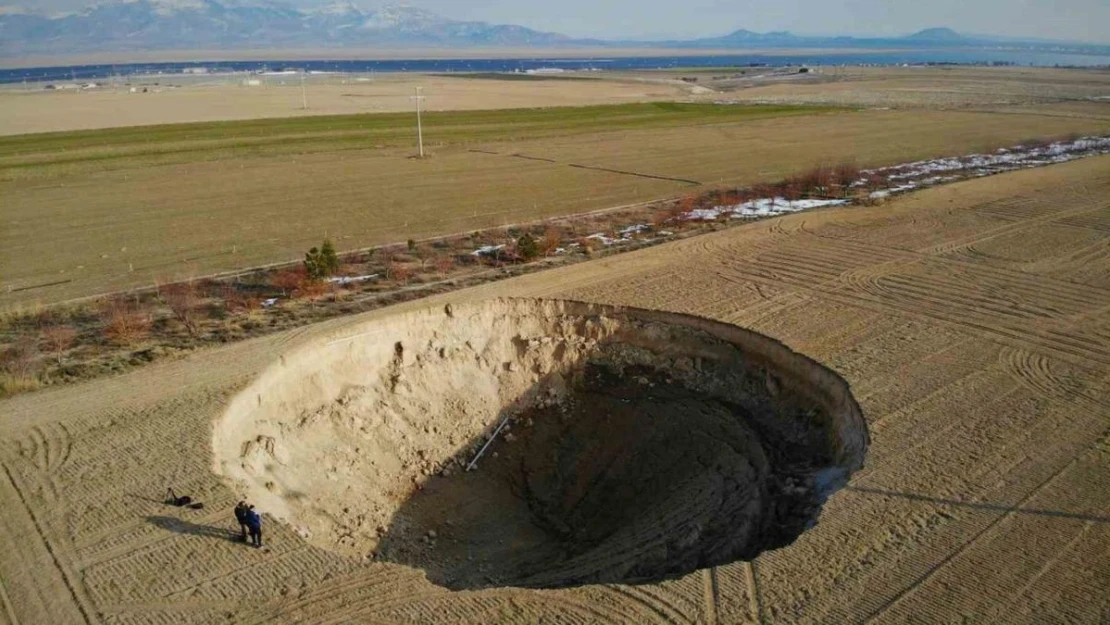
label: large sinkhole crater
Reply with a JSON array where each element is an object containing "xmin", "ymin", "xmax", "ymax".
[{"xmin": 213, "ymin": 298, "xmax": 868, "ymax": 590}]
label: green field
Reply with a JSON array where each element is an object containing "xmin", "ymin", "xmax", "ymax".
[
  {"xmin": 0, "ymin": 102, "xmax": 835, "ymax": 179},
  {"xmin": 3, "ymin": 100, "xmax": 1108, "ymax": 306}
]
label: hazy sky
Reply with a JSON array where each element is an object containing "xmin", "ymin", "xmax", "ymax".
[{"xmin": 20, "ymin": 0, "xmax": 1110, "ymax": 43}]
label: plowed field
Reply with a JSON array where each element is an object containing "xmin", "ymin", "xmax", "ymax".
[{"xmin": 1, "ymin": 154, "xmax": 1107, "ymax": 624}]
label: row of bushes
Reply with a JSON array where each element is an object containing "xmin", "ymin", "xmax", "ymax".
[{"xmin": 2, "ymin": 162, "xmax": 895, "ymax": 396}]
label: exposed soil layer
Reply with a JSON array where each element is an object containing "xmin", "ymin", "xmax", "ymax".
[{"xmin": 213, "ymin": 298, "xmax": 867, "ymax": 589}]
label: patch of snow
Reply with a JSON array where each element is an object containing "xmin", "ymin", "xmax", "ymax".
[
  {"xmin": 471, "ymin": 244, "xmax": 505, "ymax": 257},
  {"xmin": 617, "ymin": 224, "xmax": 651, "ymax": 237},
  {"xmin": 860, "ymin": 135, "xmax": 1110, "ymax": 201},
  {"xmin": 866, "ymin": 136, "xmax": 1110, "ymax": 182},
  {"xmin": 328, "ymin": 274, "xmax": 378, "ymax": 285},
  {"xmin": 585, "ymin": 233, "xmax": 618, "ymax": 246},
  {"xmin": 684, "ymin": 197, "xmax": 848, "ymax": 221}
]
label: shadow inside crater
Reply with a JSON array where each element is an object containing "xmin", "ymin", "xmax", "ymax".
[{"xmin": 374, "ymin": 348, "xmax": 845, "ymax": 591}]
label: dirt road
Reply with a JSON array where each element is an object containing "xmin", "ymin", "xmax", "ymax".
[{"xmin": 1, "ymin": 155, "xmax": 1107, "ymax": 623}]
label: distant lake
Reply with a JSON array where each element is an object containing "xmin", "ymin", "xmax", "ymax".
[{"xmin": 2, "ymin": 49, "xmax": 1109, "ymax": 84}]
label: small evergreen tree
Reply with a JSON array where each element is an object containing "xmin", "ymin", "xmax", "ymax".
[
  {"xmin": 304, "ymin": 239, "xmax": 340, "ymax": 281},
  {"xmin": 304, "ymin": 247, "xmax": 323, "ymax": 280},
  {"xmin": 319, "ymin": 239, "xmax": 340, "ymax": 276},
  {"xmin": 517, "ymin": 233, "xmax": 539, "ymax": 261}
]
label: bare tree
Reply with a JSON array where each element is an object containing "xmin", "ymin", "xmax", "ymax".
[
  {"xmin": 539, "ymin": 227, "xmax": 561, "ymax": 257},
  {"xmin": 1, "ymin": 336, "xmax": 40, "ymax": 381},
  {"xmin": 388, "ymin": 262, "xmax": 413, "ymax": 285},
  {"xmin": 433, "ymin": 255, "xmax": 455, "ymax": 277},
  {"xmin": 101, "ymin": 298, "xmax": 151, "ymax": 346},
  {"xmin": 161, "ymin": 281, "xmax": 202, "ymax": 338},
  {"xmin": 41, "ymin": 324, "xmax": 78, "ymax": 365},
  {"xmin": 271, "ymin": 269, "xmax": 307, "ymax": 298}
]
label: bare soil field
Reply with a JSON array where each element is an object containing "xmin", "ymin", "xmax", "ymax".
[
  {"xmin": 0, "ymin": 73, "xmax": 692, "ymax": 136},
  {"xmin": 678, "ymin": 66, "xmax": 1110, "ymax": 109},
  {"xmin": 1, "ymin": 155, "xmax": 1107, "ymax": 624},
  {"xmin": 4, "ymin": 105, "xmax": 1109, "ymax": 306},
  {"xmin": 5, "ymin": 66, "xmax": 1107, "ymax": 137}
]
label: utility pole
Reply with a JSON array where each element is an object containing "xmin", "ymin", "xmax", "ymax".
[
  {"xmin": 411, "ymin": 86, "xmax": 426, "ymax": 158},
  {"xmin": 300, "ymin": 71, "xmax": 308, "ymax": 110}
]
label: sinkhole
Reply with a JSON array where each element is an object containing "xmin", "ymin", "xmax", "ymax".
[{"xmin": 213, "ymin": 298, "xmax": 868, "ymax": 590}]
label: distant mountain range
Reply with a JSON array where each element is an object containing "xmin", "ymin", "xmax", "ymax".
[{"xmin": 0, "ymin": 1, "xmax": 1105, "ymax": 58}]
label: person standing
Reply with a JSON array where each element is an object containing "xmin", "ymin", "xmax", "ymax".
[
  {"xmin": 234, "ymin": 501, "xmax": 250, "ymax": 542},
  {"xmin": 246, "ymin": 505, "xmax": 263, "ymax": 548}
]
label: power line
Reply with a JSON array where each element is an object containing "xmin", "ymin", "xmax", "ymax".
[
  {"xmin": 300, "ymin": 70, "xmax": 308, "ymax": 110},
  {"xmin": 410, "ymin": 86, "xmax": 426, "ymax": 158}
]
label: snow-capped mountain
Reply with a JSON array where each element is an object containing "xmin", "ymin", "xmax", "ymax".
[
  {"xmin": 1, "ymin": 2, "xmax": 1104, "ymax": 58},
  {"xmin": 0, "ymin": 1, "xmax": 572, "ymax": 54}
]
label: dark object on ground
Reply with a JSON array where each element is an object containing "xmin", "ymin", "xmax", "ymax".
[{"xmin": 165, "ymin": 488, "xmax": 192, "ymax": 507}]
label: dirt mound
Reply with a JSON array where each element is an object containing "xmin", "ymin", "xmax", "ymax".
[{"xmin": 213, "ymin": 298, "xmax": 867, "ymax": 589}]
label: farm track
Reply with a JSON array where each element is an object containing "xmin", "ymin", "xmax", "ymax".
[{"xmin": 0, "ymin": 155, "xmax": 1108, "ymax": 623}]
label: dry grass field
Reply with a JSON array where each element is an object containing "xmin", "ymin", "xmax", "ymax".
[
  {"xmin": 678, "ymin": 66, "xmax": 1110, "ymax": 109},
  {"xmin": 4, "ymin": 101, "xmax": 1109, "ymax": 306},
  {"xmin": 1, "ymin": 154, "xmax": 1107, "ymax": 624},
  {"xmin": 0, "ymin": 73, "xmax": 692, "ymax": 136},
  {"xmin": 4, "ymin": 67, "xmax": 1108, "ymax": 137}
]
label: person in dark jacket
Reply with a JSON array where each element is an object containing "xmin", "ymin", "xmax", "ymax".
[
  {"xmin": 246, "ymin": 505, "xmax": 263, "ymax": 548},
  {"xmin": 234, "ymin": 501, "xmax": 250, "ymax": 542}
]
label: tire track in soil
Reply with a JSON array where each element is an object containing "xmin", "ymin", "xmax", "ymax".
[
  {"xmin": 972, "ymin": 197, "xmax": 1047, "ymax": 222},
  {"xmin": 723, "ymin": 235, "xmax": 1110, "ymax": 367},
  {"xmin": 856, "ymin": 430, "xmax": 1102, "ymax": 625},
  {"xmin": 721, "ymin": 236, "xmax": 1102, "ymax": 351},
  {"xmin": 852, "ymin": 336, "xmax": 978, "ymax": 413},
  {"xmin": 236, "ymin": 568, "xmax": 401, "ymax": 625},
  {"xmin": 806, "ymin": 399, "xmax": 1107, "ymax": 625},
  {"xmin": 245, "ymin": 569, "xmax": 442, "ymax": 625},
  {"xmin": 0, "ymin": 573, "xmax": 20, "ymax": 625},
  {"xmin": 701, "ymin": 568, "xmax": 719, "ymax": 625},
  {"xmin": 602, "ymin": 585, "xmax": 686, "ymax": 624},
  {"xmin": 856, "ymin": 369, "xmax": 1021, "ymax": 484},
  {"xmin": 803, "ymin": 231, "xmax": 1110, "ymax": 305},
  {"xmin": 743, "ymin": 561, "xmax": 765, "ymax": 625},
  {"xmin": 763, "ymin": 266, "xmax": 1107, "ymax": 369},
  {"xmin": 272, "ymin": 563, "xmax": 634, "ymax": 625},
  {"xmin": 998, "ymin": 347, "xmax": 1108, "ymax": 415},
  {"xmin": 315, "ymin": 587, "xmax": 634, "ymax": 625},
  {"xmin": 978, "ymin": 520, "xmax": 1096, "ymax": 625},
  {"xmin": 1055, "ymin": 211, "xmax": 1110, "ymax": 233},
  {"xmin": 745, "ymin": 235, "xmax": 1096, "ymax": 324},
  {"xmin": 14, "ymin": 423, "xmax": 73, "ymax": 475},
  {"xmin": 0, "ymin": 462, "xmax": 98, "ymax": 625},
  {"xmin": 924, "ymin": 201, "xmax": 1103, "ymax": 258}
]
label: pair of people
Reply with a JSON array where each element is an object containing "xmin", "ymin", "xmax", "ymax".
[{"xmin": 234, "ymin": 501, "xmax": 263, "ymax": 548}]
